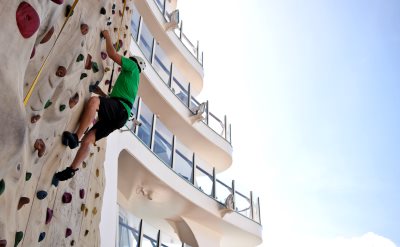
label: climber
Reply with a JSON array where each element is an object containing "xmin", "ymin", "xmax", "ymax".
[{"xmin": 54, "ymin": 30, "xmax": 146, "ymax": 181}]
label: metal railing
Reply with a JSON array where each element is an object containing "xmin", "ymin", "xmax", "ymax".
[
  {"xmin": 130, "ymin": 8, "xmax": 232, "ymax": 144},
  {"xmin": 123, "ymin": 98, "xmax": 261, "ymax": 224}
]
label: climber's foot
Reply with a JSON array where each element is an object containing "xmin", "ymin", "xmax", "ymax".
[
  {"xmin": 54, "ymin": 167, "xmax": 79, "ymax": 181},
  {"xmin": 62, "ymin": 131, "xmax": 79, "ymax": 149}
]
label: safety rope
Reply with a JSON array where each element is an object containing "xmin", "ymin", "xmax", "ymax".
[
  {"xmin": 108, "ymin": 0, "xmax": 127, "ymax": 93},
  {"xmin": 23, "ymin": 0, "xmax": 80, "ymax": 106}
]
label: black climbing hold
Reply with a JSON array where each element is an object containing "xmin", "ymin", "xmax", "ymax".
[
  {"xmin": 52, "ymin": 175, "xmax": 59, "ymax": 187},
  {"xmin": 91, "ymin": 62, "xmax": 99, "ymax": 73},
  {"xmin": 70, "ymin": 240, "xmax": 75, "ymax": 246},
  {"xmin": 76, "ymin": 54, "xmax": 84, "ymax": 62},
  {"xmin": 44, "ymin": 100, "xmax": 52, "ymax": 109},
  {"xmin": 80, "ymin": 73, "xmax": 87, "ymax": 80},
  {"xmin": 62, "ymin": 192, "xmax": 72, "ymax": 203},
  {"xmin": 37, "ymin": 190, "xmax": 48, "ymax": 200},
  {"xmin": 0, "ymin": 179, "xmax": 4, "ymax": 196},
  {"xmin": 112, "ymin": 4, "xmax": 116, "ymax": 9},
  {"xmin": 79, "ymin": 189, "xmax": 85, "ymax": 199},
  {"xmin": 65, "ymin": 228, "xmax": 72, "ymax": 238},
  {"xmin": 60, "ymin": 104, "xmax": 66, "ymax": 112},
  {"xmin": 84, "ymin": 230, "xmax": 89, "ymax": 236},
  {"xmin": 89, "ymin": 81, "xmax": 100, "ymax": 93},
  {"xmin": 112, "ymin": 10, "xmax": 115, "ymax": 15},
  {"xmin": 65, "ymin": 5, "xmax": 74, "ymax": 17},
  {"xmin": 107, "ymin": 21, "xmax": 112, "ymax": 26},
  {"xmin": 38, "ymin": 232, "xmax": 46, "ymax": 242},
  {"xmin": 15, "ymin": 231, "xmax": 23, "ymax": 247},
  {"xmin": 25, "ymin": 172, "xmax": 32, "ymax": 181},
  {"xmin": 100, "ymin": 7, "xmax": 106, "ymax": 15}
]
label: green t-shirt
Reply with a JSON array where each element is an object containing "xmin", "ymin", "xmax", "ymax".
[{"xmin": 109, "ymin": 56, "xmax": 140, "ymax": 118}]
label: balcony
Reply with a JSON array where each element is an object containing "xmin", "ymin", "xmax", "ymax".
[{"xmin": 132, "ymin": 0, "xmax": 204, "ymax": 93}]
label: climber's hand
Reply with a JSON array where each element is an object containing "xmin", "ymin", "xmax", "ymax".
[{"xmin": 101, "ymin": 30, "xmax": 110, "ymax": 38}]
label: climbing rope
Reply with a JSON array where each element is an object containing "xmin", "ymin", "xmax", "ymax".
[
  {"xmin": 108, "ymin": 0, "xmax": 127, "ymax": 93},
  {"xmin": 23, "ymin": 0, "xmax": 80, "ymax": 106}
]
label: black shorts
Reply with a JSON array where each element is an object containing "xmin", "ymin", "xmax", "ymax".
[{"xmin": 90, "ymin": 97, "xmax": 128, "ymax": 141}]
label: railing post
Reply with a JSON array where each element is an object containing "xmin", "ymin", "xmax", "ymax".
[
  {"xmin": 211, "ymin": 167, "xmax": 216, "ymax": 198},
  {"xmin": 168, "ymin": 63, "xmax": 173, "ymax": 88},
  {"xmin": 250, "ymin": 191, "xmax": 254, "ymax": 220},
  {"xmin": 135, "ymin": 97, "xmax": 142, "ymax": 135},
  {"xmin": 191, "ymin": 153, "xmax": 196, "ymax": 185},
  {"xmin": 187, "ymin": 83, "xmax": 191, "ymax": 108},
  {"xmin": 150, "ymin": 114, "xmax": 157, "ymax": 150},
  {"xmin": 258, "ymin": 197, "xmax": 262, "ymax": 224},
  {"xmin": 205, "ymin": 100, "xmax": 209, "ymax": 125},
  {"xmin": 137, "ymin": 16, "xmax": 143, "ymax": 44},
  {"xmin": 196, "ymin": 40, "xmax": 199, "ymax": 60},
  {"xmin": 156, "ymin": 230, "xmax": 161, "ymax": 247},
  {"xmin": 231, "ymin": 180, "xmax": 236, "ymax": 211},
  {"xmin": 224, "ymin": 115, "xmax": 228, "ymax": 140},
  {"xmin": 201, "ymin": 51, "xmax": 204, "ymax": 66},
  {"xmin": 229, "ymin": 124, "xmax": 232, "ymax": 144},
  {"xmin": 150, "ymin": 39, "xmax": 157, "ymax": 65},
  {"xmin": 138, "ymin": 219, "xmax": 144, "ymax": 247},
  {"xmin": 179, "ymin": 21, "xmax": 183, "ymax": 40},
  {"xmin": 171, "ymin": 135, "xmax": 176, "ymax": 169}
]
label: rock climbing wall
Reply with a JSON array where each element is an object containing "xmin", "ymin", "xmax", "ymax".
[{"xmin": 0, "ymin": 0, "xmax": 134, "ymax": 246}]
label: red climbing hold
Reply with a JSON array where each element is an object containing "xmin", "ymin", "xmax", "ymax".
[
  {"xmin": 81, "ymin": 24, "xmax": 89, "ymax": 35},
  {"xmin": 62, "ymin": 192, "xmax": 72, "ymax": 203},
  {"xmin": 40, "ymin": 26, "xmax": 54, "ymax": 44},
  {"xmin": 85, "ymin": 54, "xmax": 92, "ymax": 70},
  {"xmin": 69, "ymin": 93, "xmax": 79, "ymax": 109},
  {"xmin": 30, "ymin": 46, "xmax": 36, "ymax": 59},
  {"xmin": 34, "ymin": 139, "xmax": 46, "ymax": 157},
  {"xmin": 79, "ymin": 189, "xmax": 85, "ymax": 199},
  {"xmin": 16, "ymin": 2, "xmax": 40, "ymax": 39},
  {"xmin": 65, "ymin": 228, "xmax": 72, "ymax": 238},
  {"xmin": 31, "ymin": 115, "xmax": 41, "ymax": 123},
  {"xmin": 101, "ymin": 52, "xmax": 107, "ymax": 60},
  {"xmin": 18, "ymin": 197, "xmax": 30, "ymax": 210},
  {"xmin": 0, "ymin": 239, "xmax": 7, "ymax": 247},
  {"xmin": 46, "ymin": 208, "xmax": 53, "ymax": 224},
  {"xmin": 56, "ymin": 66, "xmax": 67, "ymax": 77},
  {"xmin": 50, "ymin": 0, "xmax": 64, "ymax": 4}
]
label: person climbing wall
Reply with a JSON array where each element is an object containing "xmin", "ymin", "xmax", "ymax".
[{"xmin": 54, "ymin": 30, "xmax": 146, "ymax": 181}]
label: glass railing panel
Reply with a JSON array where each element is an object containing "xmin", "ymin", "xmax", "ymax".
[
  {"xmin": 160, "ymin": 231, "xmax": 182, "ymax": 247},
  {"xmin": 139, "ymin": 22, "xmax": 154, "ymax": 62},
  {"xmin": 215, "ymin": 178, "xmax": 232, "ymax": 205},
  {"xmin": 154, "ymin": 118, "xmax": 173, "ymax": 166},
  {"xmin": 226, "ymin": 123, "xmax": 231, "ymax": 143},
  {"xmin": 181, "ymin": 33, "xmax": 196, "ymax": 57},
  {"xmin": 235, "ymin": 190, "xmax": 251, "ymax": 218},
  {"xmin": 171, "ymin": 69, "xmax": 189, "ymax": 106},
  {"xmin": 141, "ymin": 222, "xmax": 159, "ymax": 247},
  {"xmin": 137, "ymin": 102, "xmax": 153, "ymax": 147},
  {"xmin": 194, "ymin": 157, "xmax": 214, "ymax": 197},
  {"xmin": 130, "ymin": 5, "xmax": 140, "ymax": 41},
  {"xmin": 208, "ymin": 112, "xmax": 225, "ymax": 136},
  {"xmin": 252, "ymin": 195, "xmax": 261, "ymax": 223},
  {"xmin": 118, "ymin": 208, "xmax": 141, "ymax": 247},
  {"xmin": 154, "ymin": 0, "xmax": 164, "ymax": 12},
  {"xmin": 153, "ymin": 44, "xmax": 171, "ymax": 83},
  {"xmin": 173, "ymin": 140, "xmax": 193, "ymax": 182}
]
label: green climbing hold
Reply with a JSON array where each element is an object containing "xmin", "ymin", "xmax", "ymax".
[
  {"xmin": 65, "ymin": 5, "xmax": 74, "ymax": 17},
  {"xmin": 60, "ymin": 104, "xmax": 66, "ymax": 112},
  {"xmin": 15, "ymin": 231, "xmax": 23, "ymax": 247},
  {"xmin": 25, "ymin": 172, "xmax": 32, "ymax": 181},
  {"xmin": 91, "ymin": 62, "xmax": 99, "ymax": 73},
  {"xmin": 0, "ymin": 179, "xmax": 5, "ymax": 196},
  {"xmin": 76, "ymin": 54, "xmax": 84, "ymax": 62},
  {"xmin": 80, "ymin": 73, "xmax": 87, "ymax": 80},
  {"xmin": 44, "ymin": 100, "xmax": 52, "ymax": 109}
]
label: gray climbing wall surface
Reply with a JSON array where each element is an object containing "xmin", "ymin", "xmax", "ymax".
[{"xmin": 0, "ymin": 0, "xmax": 133, "ymax": 246}]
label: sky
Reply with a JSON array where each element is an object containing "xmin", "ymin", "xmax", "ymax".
[{"xmin": 177, "ymin": 0, "xmax": 400, "ymax": 246}]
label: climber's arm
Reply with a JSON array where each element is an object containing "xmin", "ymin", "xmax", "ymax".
[{"xmin": 102, "ymin": 30, "xmax": 122, "ymax": 66}]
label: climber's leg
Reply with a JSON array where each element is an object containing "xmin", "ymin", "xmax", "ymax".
[{"xmin": 70, "ymin": 130, "xmax": 96, "ymax": 170}]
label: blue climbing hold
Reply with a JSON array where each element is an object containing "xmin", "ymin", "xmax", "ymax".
[{"xmin": 36, "ymin": 190, "xmax": 48, "ymax": 200}]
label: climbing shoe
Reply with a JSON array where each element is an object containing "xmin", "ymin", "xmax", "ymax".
[
  {"xmin": 62, "ymin": 131, "xmax": 79, "ymax": 149},
  {"xmin": 54, "ymin": 167, "xmax": 79, "ymax": 181}
]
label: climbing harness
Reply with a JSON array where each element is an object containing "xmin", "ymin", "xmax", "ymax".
[
  {"xmin": 108, "ymin": 0, "xmax": 127, "ymax": 93},
  {"xmin": 23, "ymin": 0, "xmax": 80, "ymax": 106}
]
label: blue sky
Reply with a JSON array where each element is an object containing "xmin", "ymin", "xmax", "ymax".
[{"xmin": 179, "ymin": 0, "xmax": 400, "ymax": 246}]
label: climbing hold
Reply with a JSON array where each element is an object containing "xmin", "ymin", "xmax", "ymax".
[
  {"xmin": 69, "ymin": 93, "xmax": 79, "ymax": 108},
  {"xmin": 52, "ymin": 175, "xmax": 59, "ymax": 187},
  {"xmin": 16, "ymin": 2, "xmax": 40, "ymax": 39},
  {"xmin": 84, "ymin": 230, "xmax": 89, "ymax": 236},
  {"xmin": 80, "ymin": 73, "xmax": 87, "ymax": 80},
  {"xmin": 15, "ymin": 231, "xmax": 23, "ymax": 247},
  {"xmin": 44, "ymin": 100, "xmax": 52, "ymax": 109},
  {"xmin": 104, "ymin": 67, "xmax": 111, "ymax": 72},
  {"xmin": 40, "ymin": 26, "xmax": 54, "ymax": 44},
  {"xmin": 105, "ymin": 80, "xmax": 110, "ymax": 85},
  {"xmin": 0, "ymin": 239, "xmax": 7, "ymax": 247},
  {"xmin": 76, "ymin": 54, "xmax": 84, "ymax": 62},
  {"xmin": 70, "ymin": 240, "xmax": 75, "ymax": 246},
  {"xmin": 80, "ymin": 24, "xmax": 89, "ymax": 35},
  {"xmin": 31, "ymin": 115, "xmax": 41, "ymax": 123},
  {"xmin": 101, "ymin": 52, "xmax": 107, "ymax": 60},
  {"xmin": 118, "ymin": 67, "xmax": 122, "ymax": 72},
  {"xmin": 85, "ymin": 54, "xmax": 92, "ymax": 70},
  {"xmin": 56, "ymin": 66, "xmax": 67, "ymax": 77},
  {"xmin": 95, "ymin": 192, "xmax": 100, "ymax": 199},
  {"xmin": 119, "ymin": 10, "xmax": 123, "ymax": 17},
  {"xmin": 36, "ymin": 190, "xmax": 48, "ymax": 200},
  {"xmin": 46, "ymin": 208, "xmax": 53, "ymax": 224},
  {"xmin": 25, "ymin": 172, "xmax": 32, "ymax": 181},
  {"xmin": 100, "ymin": 7, "xmax": 106, "ymax": 15},
  {"xmin": 80, "ymin": 204, "xmax": 85, "ymax": 212},
  {"xmin": 96, "ymin": 169, "xmax": 99, "ymax": 177},
  {"xmin": 0, "ymin": 179, "xmax": 4, "ymax": 196},
  {"xmin": 112, "ymin": 10, "xmax": 115, "ymax": 15},
  {"xmin": 107, "ymin": 21, "xmax": 112, "ymax": 26},
  {"xmin": 126, "ymin": 6, "xmax": 129, "ymax": 11},
  {"xmin": 50, "ymin": 0, "xmax": 64, "ymax": 4},
  {"xmin": 82, "ymin": 161, "xmax": 87, "ymax": 168},
  {"xmin": 60, "ymin": 104, "xmax": 66, "ymax": 112},
  {"xmin": 17, "ymin": 164, "xmax": 21, "ymax": 171},
  {"xmin": 65, "ymin": 228, "xmax": 72, "ymax": 238},
  {"xmin": 18, "ymin": 197, "xmax": 30, "ymax": 210},
  {"xmin": 34, "ymin": 139, "xmax": 46, "ymax": 157},
  {"xmin": 65, "ymin": 5, "xmax": 74, "ymax": 17},
  {"xmin": 97, "ymin": 146, "xmax": 100, "ymax": 152},
  {"xmin": 92, "ymin": 207, "xmax": 97, "ymax": 215},
  {"xmin": 91, "ymin": 62, "xmax": 99, "ymax": 73},
  {"xmin": 84, "ymin": 208, "xmax": 88, "ymax": 216},
  {"xmin": 30, "ymin": 46, "xmax": 36, "ymax": 59},
  {"xmin": 79, "ymin": 189, "xmax": 85, "ymax": 199},
  {"xmin": 112, "ymin": 4, "xmax": 116, "ymax": 9},
  {"xmin": 62, "ymin": 192, "xmax": 72, "ymax": 203},
  {"xmin": 123, "ymin": 50, "xmax": 127, "ymax": 56},
  {"xmin": 38, "ymin": 232, "xmax": 46, "ymax": 242}
]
